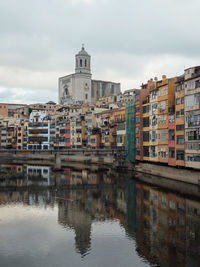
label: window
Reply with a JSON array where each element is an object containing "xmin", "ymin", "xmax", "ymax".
[
  {"xmin": 177, "ymin": 135, "xmax": 184, "ymax": 144},
  {"xmin": 136, "ymin": 137, "xmax": 140, "ymax": 145},
  {"xmin": 169, "ymin": 130, "xmax": 175, "ymax": 140},
  {"xmin": 66, "ymin": 122, "xmax": 70, "ymax": 126},
  {"xmin": 176, "ymin": 150, "xmax": 184, "ymax": 160},
  {"xmin": 85, "ymin": 59, "xmax": 87, "ymax": 67},
  {"xmin": 195, "ymin": 80, "xmax": 200, "ymax": 89},
  {"xmin": 143, "ymin": 146, "xmax": 149, "ymax": 157},
  {"xmin": 136, "ymin": 116, "xmax": 140, "ymax": 124},
  {"xmin": 135, "ymin": 127, "xmax": 140, "ymax": 134},
  {"xmin": 60, "ymin": 129, "xmax": 65, "ymax": 134},
  {"xmin": 136, "ymin": 148, "xmax": 140, "ymax": 155},
  {"xmin": 159, "ymin": 101, "xmax": 167, "ymax": 111},
  {"xmin": 65, "ymin": 138, "xmax": 70, "ymax": 143},
  {"xmin": 151, "ymin": 91, "xmax": 157, "ymax": 100},
  {"xmin": 169, "ymin": 148, "xmax": 175, "ymax": 158},
  {"xmin": 181, "ymin": 97, "xmax": 184, "ymax": 104},
  {"xmin": 77, "ymin": 137, "xmax": 81, "ymax": 142},
  {"xmin": 176, "ymin": 111, "xmax": 180, "ymax": 118},
  {"xmin": 161, "ymin": 88, "xmax": 167, "ymax": 96},
  {"xmin": 136, "ymin": 94, "xmax": 140, "ymax": 102},
  {"xmin": 111, "ymin": 84, "xmax": 114, "ymax": 94},
  {"xmin": 143, "ymin": 105, "xmax": 149, "ymax": 114},
  {"xmin": 151, "ymin": 103, "xmax": 157, "ymax": 111},
  {"xmin": 176, "ymin": 124, "xmax": 184, "ymax": 131},
  {"xmin": 186, "ymin": 95, "xmax": 195, "ymax": 107},
  {"xmin": 158, "ymin": 115, "xmax": 167, "ymax": 125},
  {"xmin": 105, "ymin": 137, "xmax": 109, "ymax": 142},
  {"xmin": 188, "ymin": 130, "xmax": 200, "ymax": 141},
  {"xmin": 102, "ymin": 83, "xmax": 106, "ymax": 97},
  {"xmin": 143, "ymin": 131, "xmax": 149, "ymax": 142},
  {"xmin": 161, "ymin": 129, "xmax": 167, "ymax": 140},
  {"xmin": 80, "ymin": 59, "xmax": 82, "ymax": 67},
  {"xmin": 187, "ymin": 155, "xmax": 200, "ymax": 162},
  {"xmin": 65, "ymin": 129, "xmax": 70, "ymax": 134},
  {"xmin": 91, "ymin": 84, "xmax": 94, "ymax": 98},
  {"xmin": 151, "ymin": 131, "xmax": 156, "ymax": 141},
  {"xmin": 85, "ymin": 93, "xmax": 88, "ymax": 99},
  {"xmin": 187, "ymin": 114, "xmax": 200, "ymax": 127},
  {"xmin": 181, "ymin": 109, "xmax": 184, "ymax": 115},
  {"xmin": 91, "ymin": 138, "xmax": 96, "ymax": 144},
  {"xmin": 176, "ymin": 84, "xmax": 183, "ymax": 92},
  {"xmin": 176, "ymin": 98, "xmax": 180, "ymax": 105},
  {"xmin": 143, "ymin": 117, "xmax": 149, "ymax": 127},
  {"xmin": 169, "ymin": 201, "xmax": 176, "ymax": 210},
  {"xmin": 117, "ymin": 135, "xmax": 123, "ymax": 143},
  {"xmin": 135, "ymin": 106, "xmax": 140, "ymax": 113}
]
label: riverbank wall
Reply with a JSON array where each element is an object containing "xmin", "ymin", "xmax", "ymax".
[
  {"xmin": 0, "ymin": 149, "xmax": 131, "ymax": 169},
  {"xmin": 135, "ymin": 162, "xmax": 200, "ymax": 186}
]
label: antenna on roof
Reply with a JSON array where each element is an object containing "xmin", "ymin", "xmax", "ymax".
[{"xmin": 82, "ymin": 43, "xmax": 84, "ymax": 49}]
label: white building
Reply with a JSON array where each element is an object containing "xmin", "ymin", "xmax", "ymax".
[
  {"xmin": 58, "ymin": 45, "xmax": 121, "ymax": 105},
  {"xmin": 27, "ymin": 110, "xmax": 52, "ymax": 150}
]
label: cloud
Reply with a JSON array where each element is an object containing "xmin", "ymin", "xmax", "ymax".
[{"xmin": 0, "ymin": 0, "xmax": 200, "ymax": 103}]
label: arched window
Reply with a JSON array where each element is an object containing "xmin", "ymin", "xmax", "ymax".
[
  {"xmin": 80, "ymin": 59, "xmax": 82, "ymax": 67},
  {"xmin": 85, "ymin": 59, "xmax": 87, "ymax": 67}
]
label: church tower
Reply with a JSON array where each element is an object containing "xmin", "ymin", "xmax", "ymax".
[{"xmin": 75, "ymin": 45, "xmax": 91, "ymax": 74}]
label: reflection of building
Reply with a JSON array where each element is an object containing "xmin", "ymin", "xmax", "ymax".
[
  {"xmin": 186, "ymin": 199, "xmax": 200, "ymax": 266},
  {"xmin": 27, "ymin": 165, "xmax": 53, "ymax": 186},
  {"xmin": 58, "ymin": 193, "xmax": 92, "ymax": 257},
  {"xmin": 134, "ymin": 181, "xmax": 200, "ymax": 267}
]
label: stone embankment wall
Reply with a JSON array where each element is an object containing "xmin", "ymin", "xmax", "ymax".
[
  {"xmin": 0, "ymin": 149, "xmax": 127, "ymax": 167},
  {"xmin": 135, "ymin": 162, "xmax": 200, "ymax": 185}
]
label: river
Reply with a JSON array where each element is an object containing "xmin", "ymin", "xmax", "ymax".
[{"xmin": 0, "ymin": 163, "xmax": 199, "ymax": 267}]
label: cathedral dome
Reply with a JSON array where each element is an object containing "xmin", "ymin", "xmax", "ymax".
[{"xmin": 77, "ymin": 45, "xmax": 89, "ymax": 56}]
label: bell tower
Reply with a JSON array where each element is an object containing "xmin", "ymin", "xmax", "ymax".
[{"xmin": 75, "ymin": 44, "xmax": 91, "ymax": 74}]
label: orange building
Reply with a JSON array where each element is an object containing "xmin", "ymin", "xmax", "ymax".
[{"xmin": 157, "ymin": 75, "xmax": 176, "ymax": 164}]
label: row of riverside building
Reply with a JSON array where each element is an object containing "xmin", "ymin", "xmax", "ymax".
[{"xmin": 0, "ymin": 66, "xmax": 200, "ymax": 170}]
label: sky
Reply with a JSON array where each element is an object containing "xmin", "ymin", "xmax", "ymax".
[{"xmin": 0, "ymin": 0, "xmax": 200, "ymax": 104}]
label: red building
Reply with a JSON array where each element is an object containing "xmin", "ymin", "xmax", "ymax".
[{"xmin": 65, "ymin": 121, "xmax": 71, "ymax": 148}]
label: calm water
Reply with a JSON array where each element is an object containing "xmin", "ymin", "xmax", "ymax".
[{"xmin": 0, "ymin": 163, "xmax": 200, "ymax": 267}]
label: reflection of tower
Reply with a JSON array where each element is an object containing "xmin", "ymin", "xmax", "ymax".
[{"xmin": 58, "ymin": 198, "xmax": 92, "ymax": 257}]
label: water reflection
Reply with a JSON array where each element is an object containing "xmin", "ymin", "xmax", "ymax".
[
  {"xmin": 0, "ymin": 163, "xmax": 116, "ymax": 187},
  {"xmin": 0, "ymin": 164, "xmax": 200, "ymax": 266}
]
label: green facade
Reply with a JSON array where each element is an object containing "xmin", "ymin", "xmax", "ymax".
[{"xmin": 126, "ymin": 101, "xmax": 135, "ymax": 163}]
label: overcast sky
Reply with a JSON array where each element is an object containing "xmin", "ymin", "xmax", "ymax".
[{"xmin": 0, "ymin": 0, "xmax": 200, "ymax": 104}]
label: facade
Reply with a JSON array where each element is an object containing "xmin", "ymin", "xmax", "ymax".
[
  {"xmin": 27, "ymin": 110, "xmax": 51, "ymax": 150},
  {"xmin": 149, "ymin": 79, "xmax": 159, "ymax": 162},
  {"xmin": 175, "ymin": 75, "xmax": 185, "ymax": 167},
  {"xmin": 91, "ymin": 80, "xmax": 120, "ymax": 104},
  {"xmin": 157, "ymin": 76, "xmax": 176, "ymax": 164},
  {"xmin": 58, "ymin": 46, "xmax": 121, "ymax": 105},
  {"xmin": 184, "ymin": 66, "xmax": 200, "ymax": 169}
]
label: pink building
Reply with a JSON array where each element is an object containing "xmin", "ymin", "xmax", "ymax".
[{"xmin": 65, "ymin": 121, "xmax": 71, "ymax": 148}]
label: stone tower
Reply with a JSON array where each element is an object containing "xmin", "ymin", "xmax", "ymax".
[{"xmin": 75, "ymin": 44, "xmax": 91, "ymax": 74}]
